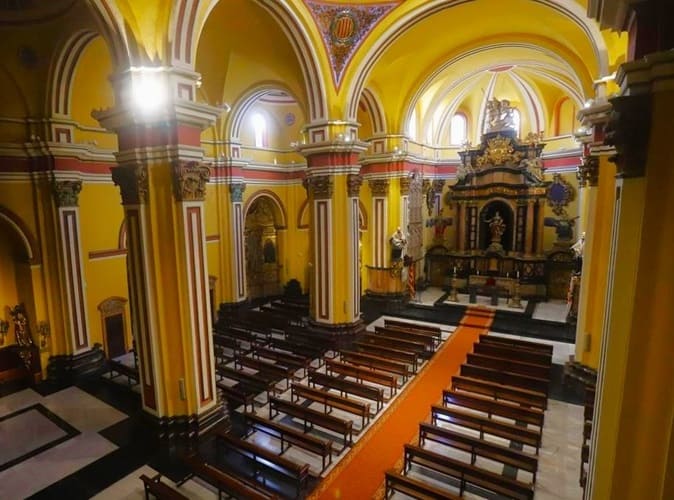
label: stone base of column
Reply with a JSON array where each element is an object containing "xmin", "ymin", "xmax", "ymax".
[
  {"xmin": 46, "ymin": 344, "xmax": 106, "ymax": 386},
  {"xmin": 147, "ymin": 393, "xmax": 231, "ymax": 441},
  {"xmin": 308, "ymin": 318, "xmax": 366, "ymax": 350}
]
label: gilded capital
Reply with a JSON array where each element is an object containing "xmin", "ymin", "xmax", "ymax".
[
  {"xmin": 577, "ymin": 156, "xmax": 599, "ymax": 188},
  {"xmin": 52, "ymin": 180, "xmax": 82, "ymax": 207},
  {"xmin": 399, "ymin": 176, "xmax": 411, "ymax": 195},
  {"xmin": 369, "ymin": 178, "xmax": 389, "ymax": 197},
  {"xmin": 229, "ymin": 182, "xmax": 246, "ymax": 203},
  {"xmin": 346, "ymin": 174, "xmax": 363, "ymax": 197},
  {"xmin": 111, "ymin": 165, "xmax": 148, "ymax": 205},
  {"xmin": 172, "ymin": 161, "xmax": 210, "ymax": 202},
  {"xmin": 310, "ymin": 175, "xmax": 333, "ymax": 200}
]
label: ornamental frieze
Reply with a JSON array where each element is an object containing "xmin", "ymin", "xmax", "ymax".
[
  {"xmin": 368, "ymin": 178, "xmax": 389, "ymax": 197},
  {"xmin": 229, "ymin": 182, "xmax": 246, "ymax": 203},
  {"xmin": 346, "ymin": 173, "xmax": 363, "ymax": 197},
  {"xmin": 172, "ymin": 161, "xmax": 210, "ymax": 202},
  {"xmin": 112, "ymin": 165, "xmax": 148, "ymax": 205},
  {"xmin": 52, "ymin": 180, "xmax": 82, "ymax": 207}
]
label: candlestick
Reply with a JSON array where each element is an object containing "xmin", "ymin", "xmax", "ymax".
[
  {"xmin": 453, "ymin": 266, "xmax": 457, "ymax": 274},
  {"xmin": 516, "ymin": 270, "xmax": 520, "ymax": 279}
]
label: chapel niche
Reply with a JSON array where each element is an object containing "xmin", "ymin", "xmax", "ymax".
[{"xmin": 244, "ymin": 197, "xmax": 282, "ymax": 299}]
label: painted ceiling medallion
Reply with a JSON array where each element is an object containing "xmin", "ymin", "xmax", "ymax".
[{"xmin": 306, "ymin": 1, "xmax": 398, "ymax": 87}]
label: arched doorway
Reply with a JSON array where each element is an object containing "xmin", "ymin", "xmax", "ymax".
[{"xmin": 244, "ymin": 196, "xmax": 283, "ymax": 299}]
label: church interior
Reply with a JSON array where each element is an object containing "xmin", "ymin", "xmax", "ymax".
[{"xmin": 0, "ymin": 0, "xmax": 672, "ymax": 498}]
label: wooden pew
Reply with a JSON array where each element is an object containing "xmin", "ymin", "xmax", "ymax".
[
  {"xmin": 309, "ymin": 370, "xmax": 384, "ymax": 412},
  {"xmin": 360, "ymin": 333, "xmax": 426, "ymax": 356},
  {"xmin": 234, "ymin": 354, "xmax": 295, "ymax": 389},
  {"xmin": 253, "ymin": 345, "xmax": 311, "ymax": 377},
  {"xmin": 180, "ymin": 454, "xmax": 279, "ymax": 500},
  {"xmin": 374, "ymin": 326, "xmax": 436, "ymax": 352},
  {"xmin": 325, "ymin": 359, "xmax": 398, "ymax": 397},
  {"xmin": 353, "ymin": 342, "xmax": 418, "ymax": 372},
  {"xmin": 216, "ymin": 380, "xmax": 257, "ymax": 414},
  {"xmin": 268, "ymin": 396, "xmax": 353, "ymax": 451},
  {"xmin": 140, "ymin": 473, "xmax": 189, "ymax": 500},
  {"xmin": 268, "ymin": 338, "xmax": 326, "ymax": 366},
  {"xmin": 384, "ymin": 469, "xmax": 461, "ymax": 499},
  {"xmin": 215, "ymin": 431, "xmax": 309, "ymax": 498},
  {"xmin": 443, "ymin": 388, "xmax": 544, "ymax": 429},
  {"xmin": 382, "ymin": 323, "xmax": 441, "ymax": 348},
  {"xmin": 451, "ymin": 375, "xmax": 547, "ymax": 410},
  {"xmin": 243, "ymin": 412, "xmax": 333, "ymax": 472},
  {"xmin": 385, "ymin": 319, "xmax": 442, "ymax": 336},
  {"xmin": 216, "ymin": 364, "xmax": 278, "ymax": 398},
  {"xmin": 466, "ymin": 352, "xmax": 551, "ymax": 381},
  {"xmin": 107, "ymin": 359, "xmax": 139, "ymax": 385},
  {"xmin": 460, "ymin": 364, "xmax": 549, "ymax": 397},
  {"xmin": 340, "ymin": 350, "xmax": 410, "ymax": 382},
  {"xmin": 404, "ymin": 444, "xmax": 534, "ymax": 500},
  {"xmin": 284, "ymin": 326, "xmax": 337, "ymax": 355},
  {"xmin": 291, "ymin": 382, "xmax": 371, "ymax": 428},
  {"xmin": 473, "ymin": 341, "xmax": 552, "ymax": 367},
  {"xmin": 419, "ymin": 422, "xmax": 539, "ymax": 482},
  {"xmin": 479, "ymin": 334, "xmax": 553, "ymax": 356},
  {"xmin": 431, "ymin": 404, "xmax": 542, "ymax": 453}
]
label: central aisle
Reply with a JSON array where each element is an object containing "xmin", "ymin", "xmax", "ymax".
[{"xmin": 309, "ymin": 307, "xmax": 494, "ymax": 500}]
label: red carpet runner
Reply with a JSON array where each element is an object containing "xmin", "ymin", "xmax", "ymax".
[{"xmin": 309, "ymin": 307, "xmax": 495, "ymax": 499}]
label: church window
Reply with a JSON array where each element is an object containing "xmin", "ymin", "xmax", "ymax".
[{"xmin": 450, "ymin": 113, "xmax": 467, "ymax": 145}]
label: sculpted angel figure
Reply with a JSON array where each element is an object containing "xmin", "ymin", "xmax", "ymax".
[{"xmin": 485, "ymin": 211, "xmax": 506, "ymax": 243}]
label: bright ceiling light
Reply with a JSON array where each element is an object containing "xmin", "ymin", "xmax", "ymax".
[{"xmin": 131, "ymin": 68, "xmax": 167, "ymax": 115}]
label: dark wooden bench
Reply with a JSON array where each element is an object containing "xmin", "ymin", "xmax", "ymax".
[
  {"xmin": 340, "ymin": 350, "xmax": 410, "ymax": 382},
  {"xmin": 180, "ymin": 454, "xmax": 279, "ymax": 499},
  {"xmin": 235, "ymin": 354, "xmax": 296, "ymax": 389},
  {"xmin": 384, "ymin": 469, "xmax": 461, "ymax": 499},
  {"xmin": 216, "ymin": 364, "xmax": 278, "ymax": 398},
  {"xmin": 460, "ymin": 363, "xmax": 549, "ymax": 397},
  {"xmin": 215, "ymin": 325, "xmax": 266, "ymax": 346},
  {"xmin": 325, "ymin": 359, "xmax": 398, "ymax": 397},
  {"xmin": 443, "ymin": 388, "xmax": 544, "ymax": 429},
  {"xmin": 140, "ymin": 473, "xmax": 189, "ymax": 500},
  {"xmin": 291, "ymin": 382, "xmax": 371, "ymax": 428},
  {"xmin": 431, "ymin": 404, "xmax": 542, "ymax": 453},
  {"xmin": 268, "ymin": 338, "xmax": 326, "ymax": 367},
  {"xmin": 419, "ymin": 422, "xmax": 539, "ymax": 482},
  {"xmin": 216, "ymin": 380, "xmax": 257, "ymax": 413},
  {"xmin": 360, "ymin": 333, "xmax": 426, "ymax": 357},
  {"xmin": 374, "ymin": 326, "xmax": 436, "ymax": 352},
  {"xmin": 253, "ymin": 345, "xmax": 311, "ymax": 377},
  {"xmin": 473, "ymin": 341, "xmax": 552, "ymax": 367},
  {"xmin": 309, "ymin": 370, "xmax": 384, "ymax": 412},
  {"xmin": 353, "ymin": 342, "xmax": 418, "ymax": 372},
  {"xmin": 404, "ymin": 443, "xmax": 534, "ymax": 500},
  {"xmin": 108, "ymin": 360, "xmax": 139, "ymax": 385},
  {"xmin": 451, "ymin": 375, "xmax": 547, "ymax": 410},
  {"xmin": 384, "ymin": 320, "xmax": 442, "ymax": 346},
  {"xmin": 466, "ymin": 352, "xmax": 551, "ymax": 381},
  {"xmin": 285, "ymin": 326, "xmax": 338, "ymax": 355},
  {"xmin": 243, "ymin": 412, "xmax": 333, "ymax": 471},
  {"xmin": 269, "ymin": 396, "xmax": 353, "ymax": 451},
  {"xmin": 479, "ymin": 334, "xmax": 553, "ymax": 355},
  {"xmin": 216, "ymin": 431, "xmax": 309, "ymax": 499}
]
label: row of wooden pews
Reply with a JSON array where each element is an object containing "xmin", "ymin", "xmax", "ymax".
[{"xmin": 386, "ymin": 332, "xmax": 555, "ymax": 499}]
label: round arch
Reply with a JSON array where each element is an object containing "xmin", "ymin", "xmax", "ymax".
[
  {"xmin": 243, "ymin": 190, "xmax": 288, "ymax": 229},
  {"xmin": 359, "ymin": 87, "xmax": 387, "ymax": 136},
  {"xmin": 0, "ymin": 206, "xmax": 40, "ymax": 264}
]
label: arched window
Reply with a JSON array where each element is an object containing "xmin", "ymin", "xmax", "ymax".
[
  {"xmin": 512, "ymin": 108, "xmax": 521, "ymax": 135},
  {"xmin": 450, "ymin": 113, "xmax": 467, "ymax": 145},
  {"xmin": 252, "ymin": 112, "xmax": 267, "ymax": 148}
]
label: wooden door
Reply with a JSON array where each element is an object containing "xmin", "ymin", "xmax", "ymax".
[{"xmin": 104, "ymin": 313, "xmax": 126, "ymax": 359}]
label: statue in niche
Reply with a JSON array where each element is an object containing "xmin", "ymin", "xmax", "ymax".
[
  {"xmin": 10, "ymin": 303, "xmax": 33, "ymax": 347},
  {"xmin": 485, "ymin": 211, "xmax": 506, "ymax": 244},
  {"xmin": 389, "ymin": 226, "xmax": 407, "ymax": 261},
  {"xmin": 485, "ymin": 98, "xmax": 516, "ymax": 132}
]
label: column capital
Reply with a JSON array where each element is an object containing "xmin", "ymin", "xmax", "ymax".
[
  {"xmin": 346, "ymin": 174, "xmax": 363, "ymax": 197},
  {"xmin": 577, "ymin": 156, "xmax": 600, "ymax": 188},
  {"xmin": 172, "ymin": 161, "xmax": 211, "ymax": 202},
  {"xmin": 605, "ymin": 94, "xmax": 651, "ymax": 178},
  {"xmin": 229, "ymin": 182, "xmax": 246, "ymax": 203},
  {"xmin": 52, "ymin": 180, "xmax": 82, "ymax": 207},
  {"xmin": 399, "ymin": 176, "xmax": 411, "ymax": 195},
  {"xmin": 112, "ymin": 164, "xmax": 149, "ymax": 205},
  {"xmin": 368, "ymin": 178, "xmax": 390, "ymax": 197},
  {"xmin": 308, "ymin": 175, "xmax": 333, "ymax": 200}
]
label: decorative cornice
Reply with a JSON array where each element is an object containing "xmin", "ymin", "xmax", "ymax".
[
  {"xmin": 399, "ymin": 176, "xmax": 411, "ymax": 195},
  {"xmin": 229, "ymin": 182, "xmax": 246, "ymax": 203},
  {"xmin": 605, "ymin": 94, "xmax": 651, "ymax": 178},
  {"xmin": 309, "ymin": 175, "xmax": 333, "ymax": 200},
  {"xmin": 172, "ymin": 161, "xmax": 210, "ymax": 202},
  {"xmin": 346, "ymin": 173, "xmax": 363, "ymax": 197},
  {"xmin": 52, "ymin": 180, "xmax": 82, "ymax": 207},
  {"xmin": 577, "ymin": 156, "xmax": 600, "ymax": 188},
  {"xmin": 111, "ymin": 164, "xmax": 148, "ymax": 205},
  {"xmin": 368, "ymin": 178, "xmax": 389, "ymax": 197}
]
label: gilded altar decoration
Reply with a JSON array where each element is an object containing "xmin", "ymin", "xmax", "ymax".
[
  {"xmin": 546, "ymin": 173, "xmax": 576, "ymax": 216},
  {"xmin": 476, "ymin": 135, "xmax": 522, "ymax": 168},
  {"xmin": 9, "ymin": 303, "xmax": 33, "ymax": 347},
  {"xmin": 172, "ymin": 161, "xmax": 210, "ymax": 201},
  {"xmin": 346, "ymin": 173, "xmax": 363, "ymax": 197},
  {"xmin": 52, "ymin": 180, "xmax": 82, "ymax": 207},
  {"xmin": 112, "ymin": 164, "xmax": 149, "ymax": 205},
  {"xmin": 485, "ymin": 98, "xmax": 516, "ymax": 132},
  {"xmin": 306, "ymin": 1, "xmax": 398, "ymax": 86},
  {"xmin": 309, "ymin": 175, "xmax": 333, "ymax": 199},
  {"xmin": 229, "ymin": 182, "xmax": 246, "ymax": 203}
]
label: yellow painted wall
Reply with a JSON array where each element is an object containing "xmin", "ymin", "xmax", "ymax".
[{"xmin": 0, "ymin": 234, "xmax": 20, "ymax": 344}]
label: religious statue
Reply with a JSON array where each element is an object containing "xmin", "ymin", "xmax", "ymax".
[
  {"xmin": 544, "ymin": 215, "xmax": 578, "ymax": 245},
  {"xmin": 390, "ymin": 226, "xmax": 407, "ymax": 260},
  {"xmin": 485, "ymin": 211, "xmax": 506, "ymax": 243},
  {"xmin": 485, "ymin": 98, "xmax": 516, "ymax": 132},
  {"xmin": 571, "ymin": 231, "xmax": 586, "ymax": 273},
  {"xmin": 9, "ymin": 303, "xmax": 33, "ymax": 346}
]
